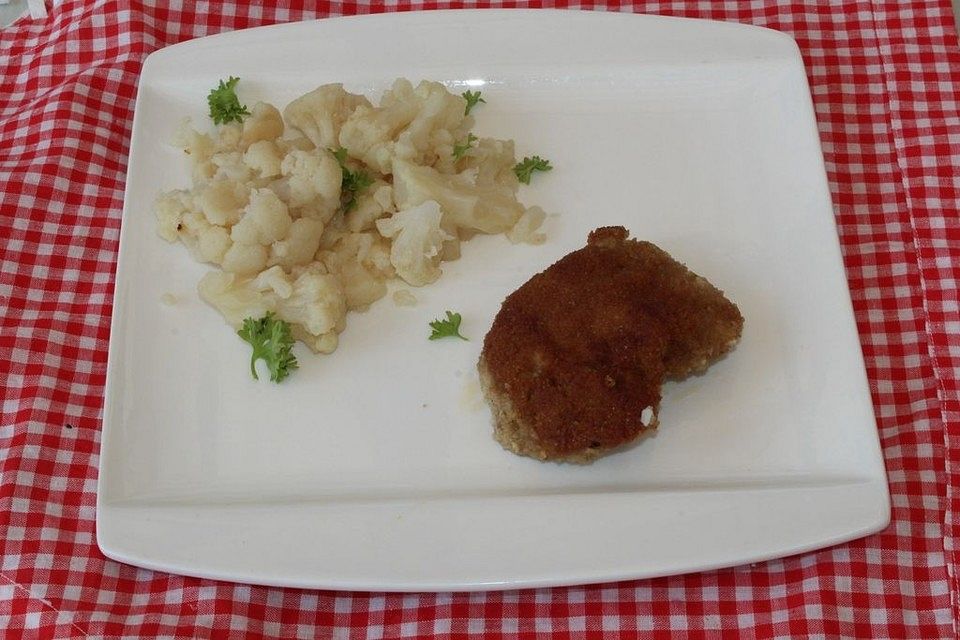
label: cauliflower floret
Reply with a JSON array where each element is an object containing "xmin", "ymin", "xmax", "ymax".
[
  {"xmin": 338, "ymin": 79, "xmax": 421, "ymax": 174},
  {"xmin": 171, "ymin": 119, "xmax": 217, "ymax": 184},
  {"xmin": 199, "ymin": 180, "xmax": 247, "ymax": 226},
  {"xmin": 179, "ymin": 210, "xmax": 207, "ymax": 237},
  {"xmin": 278, "ymin": 149, "xmax": 342, "ymax": 219},
  {"xmin": 172, "ymin": 207, "xmax": 234, "ymax": 266},
  {"xmin": 231, "ymin": 188, "xmax": 292, "ymax": 246},
  {"xmin": 198, "ymin": 266, "xmax": 347, "ymax": 353},
  {"xmin": 392, "ymin": 80, "xmax": 471, "ymax": 167},
  {"xmin": 241, "ymin": 102, "xmax": 284, "ymax": 148},
  {"xmin": 468, "ymin": 137, "xmax": 520, "ymax": 190},
  {"xmin": 321, "ymin": 232, "xmax": 393, "ymax": 280},
  {"xmin": 277, "ymin": 269, "xmax": 347, "ymax": 338},
  {"xmin": 338, "ymin": 79, "xmax": 472, "ymax": 175},
  {"xmin": 192, "ymin": 160, "xmax": 217, "ymax": 184},
  {"xmin": 215, "ymin": 122, "xmax": 243, "ymax": 152},
  {"xmin": 375, "ymin": 200, "xmax": 452, "ymax": 287},
  {"xmin": 243, "ymin": 140, "xmax": 283, "ymax": 179},
  {"xmin": 197, "ymin": 271, "xmax": 273, "ymax": 326},
  {"xmin": 339, "ymin": 259, "xmax": 387, "ymax": 310},
  {"xmin": 316, "ymin": 229, "xmax": 392, "ymax": 310},
  {"xmin": 221, "ymin": 242, "xmax": 267, "ymax": 275},
  {"xmin": 155, "ymin": 189, "xmax": 194, "ymax": 242},
  {"xmin": 212, "ymin": 151, "xmax": 253, "ymax": 184},
  {"xmin": 345, "ymin": 183, "xmax": 393, "ymax": 232},
  {"xmin": 440, "ymin": 230, "xmax": 461, "ymax": 262},
  {"xmin": 196, "ymin": 225, "xmax": 232, "ymax": 264},
  {"xmin": 392, "ymin": 290, "xmax": 417, "ymax": 307},
  {"xmin": 269, "ymin": 217, "xmax": 325, "ymax": 269},
  {"xmin": 171, "ymin": 118, "xmax": 212, "ymax": 155},
  {"xmin": 277, "ymin": 137, "xmax": 315, "ymax": 154},
  {"xmin": 506, "ymin": 206, "xmax": 547, "ymax": 245},
  {"xmin": 283, "ymin": 84, "xmax": 372, "ymax": 150},
  {"xmin": 391, "ymin": 159, "xmax": 523, "ymax": 235}
]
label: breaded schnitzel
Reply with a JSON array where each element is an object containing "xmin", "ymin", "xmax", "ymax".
[{"xmin": 478, "ymin": 226, "xmax": 744, "ymax": 463}]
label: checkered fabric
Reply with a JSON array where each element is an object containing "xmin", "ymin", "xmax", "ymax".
[{"xmin": 1, "ymin": 0, "xmax": 958, "ymax": 637}]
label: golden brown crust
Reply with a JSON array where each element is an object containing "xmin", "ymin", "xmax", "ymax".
[
  {"xmin": 584, "ymin": 227, "xmax": 744, "ymax": 379},
  {"xmin": 479, "ymin": 226, "xmax": 744, "ymax": 463}
]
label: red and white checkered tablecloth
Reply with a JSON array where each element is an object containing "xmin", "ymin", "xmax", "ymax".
[{"xmin": 2, "ymin": 0, "xmax": 959, "ymax": 637}]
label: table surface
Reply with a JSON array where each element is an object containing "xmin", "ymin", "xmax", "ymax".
[{"xmin": 2, "ymin": 1, "xmax": 959, "ymax": 638}]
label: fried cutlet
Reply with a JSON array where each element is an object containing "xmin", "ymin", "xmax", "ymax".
[{"xmin": 478, "ymin": 226, "xmax": 744, "ymax": 463}]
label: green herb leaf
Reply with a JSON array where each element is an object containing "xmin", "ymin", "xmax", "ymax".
[
  {"xmin": 514, "ymin": 155, "xmax": 553, "ymax": 185},
  {"xmin": 452, "ymin": 133, "xmax": 478, "ymax": 161},
  {"xmin": 330, "ymin": 147, "xmax": 374, "ymax": 212},
  {"xmin": 207, "ymin": 76, "xmax": 251, "ymax": 125},
  {"xmin": 331, "ymin": 146, "xmax": 349, "ymax": 165},
  {"xmin": 428, "ymin": 311, "xmax": 468, "ymax": 341},
  {"xmin": 237, "ymin": 312, "xmax": 298, "ymax": 383},
  {"xmin": 462, "ymin": 90, "xmax": 486, "ymax": 115}
]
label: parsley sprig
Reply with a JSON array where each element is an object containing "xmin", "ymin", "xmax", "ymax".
[
  {"xmin": 462, "ymin": 90, "xmax": 486, "ymax": 115},
  {"xmin": 207, "ymin": 76, "xmax": 250, "ymax": 125},
  {"xmin": 514, "ymin": 156, "xmax": 552, "ymax": 185},
  {"xmin": 331, "ymin": 147, "xmax": 374, "ymax": 212},
  {"xmin": 428, "ymin": 311, "xmax": 468, "ymax": 341},
  {"xmin": 237, "ymin": 313, "xmax": 298, "ymax": 383},
  {"xmin": 452, "ymin": 133, "xmax": 478, "ymax": 161}
]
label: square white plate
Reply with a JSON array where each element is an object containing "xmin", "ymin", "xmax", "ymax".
[{"xmin": 98, "ymin": 9, "xmax": 890, "ymax": 591}]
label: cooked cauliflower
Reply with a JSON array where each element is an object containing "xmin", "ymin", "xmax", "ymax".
[
  {"xmin": 199, "ymin": 180, "xmax": 247, "ymax": 226},
  {"xmin": 346, "ymin": 183, "xmax": 393, "ymax": 232},
  {"xmin": 243, "ymin": 140, "xmax": 283, "ymax": 179},
  {"xmin": 277, "ymin": 269, "xmax": 347, "ymax": 341},
  {"xmin": 506, "ymin": 206, "xmax": 547, "ymax": 245},
  {"xmin": 241, "ymin": 102, "xmax": 284, "ymax": 148},
  {"xmin": 155, "ymin": 189, "xmax": 194, "ymax": 242},
  {"xmin": 231, "ymin": 188, "xmax": 292, "ymax": 246},
  {"xmin": 469, "ymin": 137, "xmax": 520, "ymax": 189},
  {"xmin": 391, "ymin": 159, "xmax": 525, "ymax": 235},
  {"xmin": 392, "ymin": 289, "xmax": 417, "ymax": 306},
  {"xmin": 283, "ymin": 84, "xmax": 372, "ymax": 150},
  {"xmin": 279, "ymin": 149, "xmax": 342, "ymax": 219},
  {"xmin": 171, "ymin": 119, "xmax": 217, "ymax": 184},
  {"xmin": 391, "ymin": 80, "xmax": 472, "ymax": 168},
  {"xmin": 198, "ymin": 266, "xmax": 347, "ymax": 354},
  {"xmin": 339, "ymin": 79, "xmax": 474, "ymax": 176},
  {"xmin": 196, "ymin": 225, "xmax": 232, "ymax": 264},
  {"xmin": 212, "ymin": 151, "xmax": 253, "ymax": 184},
  {"xmin": 221, "ymin": 241, "xmax": 267, "ymax": 275},
  {"xmin": 320, "ymin": 232, "xmax": 394, "ymax": 281},
  {"xmin": 215, "ymin": 122, "xmax": 243, "ymax": 153},
  {"xmin": 155, "ymin": 78, "xmax": 550, "ymax": 364},
  {"xmin": 339, "ymin": 259, "xmax": 388, "ymax": 310},
  {"xmin": 375, "ymin": 200, "xmax": 452, "ymax": 287},
  {"xmin": 317, "ymin": 231, "xmax": 393, "ymax": 309},
  {"xmin": 269, "ymin": 217, "xmax": 324, "ymax": 269}
]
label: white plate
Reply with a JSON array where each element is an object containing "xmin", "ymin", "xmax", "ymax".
[{"xmin": 97, "ymin": 9, "xmax": 890, "ymax": 591}]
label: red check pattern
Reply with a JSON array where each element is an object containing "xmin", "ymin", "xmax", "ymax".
[{"xmin": 2, "ymin": 1, "xmax": 959, "ymax": 637}]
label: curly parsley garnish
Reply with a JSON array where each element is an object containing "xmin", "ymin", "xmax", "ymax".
[
  {"xmin": 237, "ymin": 313, "xmax": 298, "ymax": 383},
  {"xmin": 514, "ymin": 156, "xmax": 552, "ymax": 185},
  {"xmin": 462, "ymin": 90, "xmax": 486, "ymax": 116},
  {"xmin": 452, "ymin": 133, "xmax": 478, "ymax": 161},
  {"xmin": 428, "ymin": 311, "xmax": 468, "ymax": 341},
  {"xmin": 331, "ymin": 147, "xmax": 374, "ymax": 212},
  {"xmin": 207, "ymin": 76, "xmax": 250, "ymax": 125}
]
